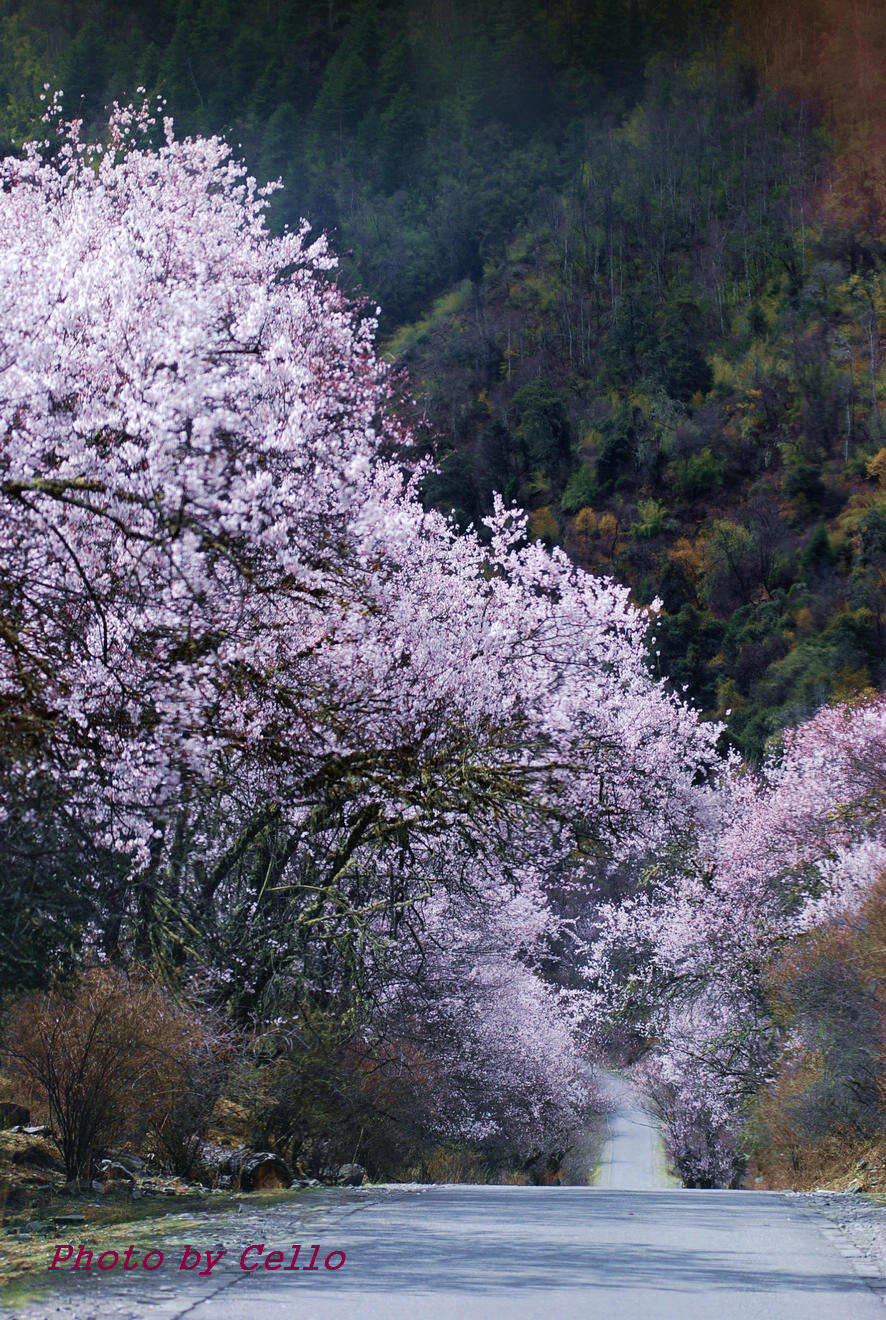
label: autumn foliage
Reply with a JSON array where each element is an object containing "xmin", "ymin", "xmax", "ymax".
[{"xmin": 733, "ymin": 0, "xmax": 886, "ymax": 231}]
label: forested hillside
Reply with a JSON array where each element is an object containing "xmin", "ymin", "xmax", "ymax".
[{"xmin": 1, "ymin": 0, "xmax": 884, "ymax": 758}]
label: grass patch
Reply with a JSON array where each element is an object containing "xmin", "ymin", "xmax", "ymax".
[{"xmin": 0, "ymin": 1186, "xmax": 307, "ymax": 1303}]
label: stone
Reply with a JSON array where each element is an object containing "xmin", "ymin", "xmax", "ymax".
[
  {"xmin": 336, "ymin": 1163, "xmax": 366, "ymax": 1187},
  {"xmin": 0, "ymin": 1103, "xmax": 30, "ymax": 1128},
  {"xmin": 107, "ymin": 1152, "xmax": 146, "ymax": 1173}
]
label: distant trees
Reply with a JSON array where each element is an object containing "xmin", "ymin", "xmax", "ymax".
[{"xmin": 587, "ymin": 693, "xmax": 886, "ymax": 1185}]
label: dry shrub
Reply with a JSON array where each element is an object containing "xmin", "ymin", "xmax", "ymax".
[
  {"xmin": 421, "ymin": 1147, "xmax": 494, "ymax": 1184},
  {"xmin": 150, "ymin": 1025, "xmax": 233, "ymax": 1178},
  {"xmin": 748, "ymin": 873, "xmax": 886, "ymax": 1184},
  {"xmin": 1, "ymin": 967, "xmax": 229, "ymax": 1180}
]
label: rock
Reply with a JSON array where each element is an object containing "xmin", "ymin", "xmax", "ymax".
[
  {"xmin": 130, "ymin": 1187, "xmax": 143, "ymax": 1199},
  {"xmin": 22, "ymin": 1125, "xmax": 51, "ymax": 1137},
  {"xmin": 162, "ymin": 1186, "xmax": 177, "ymax": 1196},
  {"xmin": 847, "ymin": 1179, "xmax": 864, "ymax": 1193},
  {"xmin": 102, "ymin": 1179, "xmax": 133, "ymax": 1195},
  {"xmin": 107, "ymin": 1152, "xmax": 146, "ymax": 1174},
  {"xmin": 53, "ymin": 1213, "xmax": 86, "ymax": 1226},
  {"xmin": 0, "ymin": 1103, "xmax": 30, "ymax": 1128},
  {"xmin": 11, "ymin": 1145, "xmax": 64, "ymax": 1172},
  {"xmin": 336, "ymin": 1163, "xmax": 365, "ymax": 1187},
  {"xmin": 217, "ymin": 1175, "xmax": 232, "ymax": 1189}
]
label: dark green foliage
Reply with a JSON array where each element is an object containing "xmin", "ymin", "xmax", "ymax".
[
  {"xmin": 0, "ymin": 764, "xmax": 100, "ymax": 994},
  {"xmin": 595, "ymin": 406, "xmax": 641, "ymax": 497},
  {"xmin": 801, "ymin": 523, "xmax": 835, "ymax": 578},
  {"xmin": 654, "ymin": 605, "xmax": 725, "ymax": 713},
  {"xmin": 511, "ymin": 379, "xmax": 572, "ymax": 478}
]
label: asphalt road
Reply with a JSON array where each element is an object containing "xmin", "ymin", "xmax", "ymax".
[
  {"xmin": 592, "ymin": 1068, "xmax": 679, "ymax": 1190},
  {"xmin": 23, "ymin": 1185, "xmax": 886, "ymax": 1320},
  {"xmin": 12, "ymin": 1076, "xmax": 886, "ymax": 1320}
]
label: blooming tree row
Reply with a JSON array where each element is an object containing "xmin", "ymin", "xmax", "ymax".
[
  {"xmin": 4, "ymin": 95, "xmax": 883, "ymax": 1171},
  {"xmin": 587, "ymin": 693, "xmax": 886, "ymax": 1184},
  {"xmin": 0, "ymin": 98, "xmax": 720, "ymax": 1154}
]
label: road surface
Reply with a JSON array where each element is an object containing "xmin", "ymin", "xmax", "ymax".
[
  {"xmin": 11, "ymin": 1075, "xmax": 886, "ymax": 1320},
  {"xmin": 592, "ymin": 1067, "xmax": 679, "ymax": 1189}
]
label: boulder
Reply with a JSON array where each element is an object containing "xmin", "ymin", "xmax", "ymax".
[
  {"xmin": 107, "ymin": 1152, "xmax": 146, "ymax": 1174},
  {"xmin": 0, "ymin": 1103, "xmax": 30, "ymax": 1128},
  {"xmin": 336, "ymin": 1163, "xmax": 365, "ymax": 1187},
  {"xmin": 11, "ymin": 1145, "xmax": 64, "ymax": 1172}
]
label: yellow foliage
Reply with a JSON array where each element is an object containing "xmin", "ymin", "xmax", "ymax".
[
  {"xmin": 867, "ymin": 447, "xmax": 886, "ymax": 487},
  {"xmin": 668, "ymin": 536, "xmax": 702, "ymax": 583},
  {"xmin": 831, "ymin": 665, "xmax": 872, "ymax": 701},
  {"xmin": 572, "ymin": 507, "xmax": 598, "ymax": 536},
  {"xmin": 620, "ymin": 104, "xmax": 649, "ymax": 148},
  {"xmin": 597, "ymin": 511, "xmax": 618, "ymax": 551},
  {"xmin": 528, "ymin": 505, "xmax": 559, "ymax": 544},
  {"xmin": 710, "ymin": 354, "xmax": 736, "ymax": 388},
  {"xmin": 626, "ymin": 389, "xmax": 653, "ymax": 415},
  {"xmin": 382, "ymin": 281, "xmax": 471, "ymax": 360}
]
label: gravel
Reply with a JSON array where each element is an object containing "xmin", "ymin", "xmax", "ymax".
[{"xmin": 788, "ymin": 1190, "xmax": 886, "ymax": 1295}]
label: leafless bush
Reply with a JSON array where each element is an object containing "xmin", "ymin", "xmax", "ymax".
[{"xmin": 2, "ymin": 967, "xmax": 229, "ymax": 1180}]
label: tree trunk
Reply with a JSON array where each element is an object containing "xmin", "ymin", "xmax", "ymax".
[{"xmin": 193, "ymin": 1144, "xmax": 291, "ymax": 1191}]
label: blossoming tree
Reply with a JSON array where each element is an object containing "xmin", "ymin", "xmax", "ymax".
[
  {"xmin": 0, "ymin": 96, "xmax": 720, "ymax": 1155},
  {"xmin": 587, "ymin": 693, "xmax": 886, "ymax": 1184}
]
